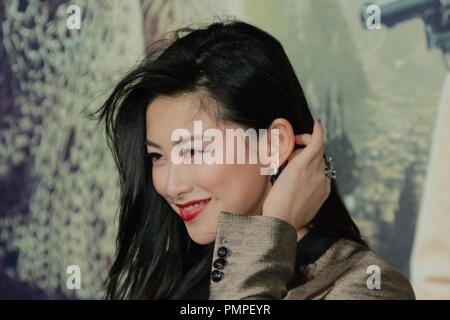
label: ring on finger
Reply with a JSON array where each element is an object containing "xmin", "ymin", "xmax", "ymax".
[{"xmin": 323, "ymin": 155, "xmax": 336, "ymax": 180}]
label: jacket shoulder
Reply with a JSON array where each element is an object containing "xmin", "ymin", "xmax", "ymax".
[
  {"xmin": 285, "ymin": 238, "xmax": 416, "ymax": 300},
  {"xmin": 323, "ymin": 239, "xmax": 416, "ymax": 300}
]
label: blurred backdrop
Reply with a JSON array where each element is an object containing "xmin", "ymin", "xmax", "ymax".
[{"xmin": 0, "ymin": 0, "xmax": 446, "ymax": 299}]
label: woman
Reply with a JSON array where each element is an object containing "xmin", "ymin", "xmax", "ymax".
[{"xmin": 91, "ymin": 19, "xmax": 415, "ymax": 300}]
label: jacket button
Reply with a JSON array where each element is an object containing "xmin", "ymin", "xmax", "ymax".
[
  {"xmin": 217, "ymin": 246, "xmax": 228, "ymax": 258},
  {"xmin": 211, "ymin": 270, "xmax": 224, "ymax": 282},
  {"xmin": 213, "ymin": 258, "xmax": 227, "ymax": 270}
]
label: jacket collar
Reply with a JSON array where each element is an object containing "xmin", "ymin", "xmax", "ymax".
[
  {"xmin": 285, "ymin": 237, "xmax": 369, "ymax": 299},
  {"xmin": 287, "ymin": 228, "xmax": 340, "ymax": 290}
]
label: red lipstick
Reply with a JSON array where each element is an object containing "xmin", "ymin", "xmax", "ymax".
[{"xmin": 175, "ymin": 198, "xmax": 211, "ymax": 222}]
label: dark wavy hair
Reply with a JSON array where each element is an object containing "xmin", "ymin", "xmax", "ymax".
[{"xmin": 89, "ymin": 19, "xmax": 369, "ymax": 300}]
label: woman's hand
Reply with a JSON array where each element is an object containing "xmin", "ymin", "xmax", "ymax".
[{"xmin": 262, "ymin": 120, "xmax": 331, "ymax": 234}]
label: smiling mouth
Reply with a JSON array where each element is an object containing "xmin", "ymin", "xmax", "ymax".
[{"xmin": 179, "ymin": 199, "xmax": 211, "ymax": 222}]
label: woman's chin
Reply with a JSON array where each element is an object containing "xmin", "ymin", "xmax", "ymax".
[{"xmin": 188, "ymin": 232, "xmax": 215, "ymax": 245}]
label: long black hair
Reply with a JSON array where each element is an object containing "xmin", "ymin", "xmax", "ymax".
[{"xmin": 90, "ymin": 19, "xmax": 369, "ymax": 300}]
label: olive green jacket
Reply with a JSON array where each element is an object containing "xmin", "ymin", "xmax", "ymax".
[{"xmin": 209, "ymin": 211, "xmax": 416, "ymax": 300}]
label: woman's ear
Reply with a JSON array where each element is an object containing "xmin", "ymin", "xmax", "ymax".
[{"xmin": 264, "ymin": 118, "xmax": 295, "ymax": 172}]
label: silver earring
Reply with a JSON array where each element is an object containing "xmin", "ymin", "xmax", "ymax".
[{"xmin": 324, "ymin": 155, "xmax": 336, "ymax": 180}]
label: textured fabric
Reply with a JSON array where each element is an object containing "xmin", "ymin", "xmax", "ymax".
[
  {"xmin": 287, "ymin": 228, "xmax": 340, "ymax": 291},
  {"xmin": 209, "ymin": 212, "xmax": 297, "ymax": 299},
  {"xmin": 208, "ymin": 211, "xmax": 416, "ymax": 300},
  {"xmin": 188, "ymin": 219, "xmax": 339, "ymax": 300},
  {"xmin": 0, "ymin": 0, "xmax": 145, "ymax": 299}
]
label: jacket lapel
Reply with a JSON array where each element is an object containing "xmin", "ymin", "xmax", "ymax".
[{"xmin": 285, "ymin": 238, "xmax": 366, "ymax": 299}]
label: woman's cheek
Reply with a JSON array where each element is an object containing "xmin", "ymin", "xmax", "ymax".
[
  {"xmin": 151, "ymin": 167, "xmax": 166, "ymax": 195},
  {"xmin": 231, "ymin": 165, "xmax": 268, "ymax": 213},
  {"xmin": 196, "ymin": 163, "xmax": 227, "ymax": 190},
  {"xmin": 197, "ymin": 163, "xmax": 264, "ymax": 214}
]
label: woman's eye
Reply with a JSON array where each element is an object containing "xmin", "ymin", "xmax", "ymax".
[
  {"xmin": 147, "ymin": 153, "xmax": 162, "ymax": 163},
  {"xmin": 147, "ymin": 150, "xmax": 204, "ymax": 163}
]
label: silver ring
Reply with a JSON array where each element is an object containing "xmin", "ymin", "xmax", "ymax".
[{"xmin": 324, "ymin": 155, "xmax": 336, "ymax": 180}]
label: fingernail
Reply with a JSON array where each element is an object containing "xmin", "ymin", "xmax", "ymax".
[{"xmin": 318, "ymin": 118, "xmax": 322, "ymax": 125}]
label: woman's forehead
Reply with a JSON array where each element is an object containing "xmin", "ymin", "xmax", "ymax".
[
  {"xmin": 145, "ymin": 94, "xmax": 250, "ymax": 150},
  {"xmin": 146, "ymin": 94, "xmax": 215, "ymax": 130},
  {"xmin": 145, "ymin": 94, "xmax": 228, "ymax": 147}
]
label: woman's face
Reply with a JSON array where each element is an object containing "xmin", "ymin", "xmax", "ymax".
[{"xmin": 145, "ymin": 93, "xmax": 272, "ymax": 245}]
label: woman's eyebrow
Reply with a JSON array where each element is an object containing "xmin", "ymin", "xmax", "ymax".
[
  {"xmin": 145, "ymin": 139, "xmax": 161, "ymax": 148},
  {"xmin": 145, "ymin": 134, "xmax": 206, "ymax": 149}
]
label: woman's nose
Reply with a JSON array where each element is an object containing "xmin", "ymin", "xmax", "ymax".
[{"xmin": 165, "ymin": 164, "xmax": 193, "ymax": 202}]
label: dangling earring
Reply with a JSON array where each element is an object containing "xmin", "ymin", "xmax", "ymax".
[
  {"xmin": 270, "ymin": 162, "xmax": 287, "ymax": 185},
  {"xmin": 270, "ymin": 174, "xmax": 276, "ymax": 185}
]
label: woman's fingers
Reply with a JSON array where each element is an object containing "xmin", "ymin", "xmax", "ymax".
[
  {"xmin": 292, "ymin": 120, "xmax": 324, "ymax": 165},
  {"xmin": 290, "ymin": 135, "xmax": 311, "ymax": 162},
  {"xmin": 295, "ymin": 133, "xmax": 312, "ymax": 146},
  {"xmin": 312, "ymin": 140, "xmax": 326, "ymax": 167},
  {"xmin": 288, "ymin": 146, "xmax": 305, "ymax": 162},
  {"xmin": 310, "ymin": 120, "xmax": 324, "ymax": 156}
]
